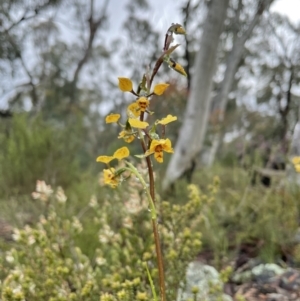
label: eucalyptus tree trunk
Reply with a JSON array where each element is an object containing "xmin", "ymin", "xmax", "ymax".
[
  {"xmin": 291, "ymin": 122, "xmax": 300, "ymax": 158},
  {"xmin": 207, "ymin": 0, "xmax": 274, "ymax": 166},
  {"xmin": 163, "ymin": 0, "xmax": 229, "ymax": 190}
]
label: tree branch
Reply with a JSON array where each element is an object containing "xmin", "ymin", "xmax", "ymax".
[
  {"xmin": 71, "ymin": 0, "xmax": 109, "ymax": 96},
  {"xmin": 267, "ymin": 17, "xmax": 291, "ymax": 67},
  {"xmin": 5, "ymin": 33, "xmax": 39, "ymax": 108},
  {"xmin": 215, "ymin": 0, "xmax": 274, "ymax": 123},
  {"xmin": 182, "ymin": 0, "xmax": 192, "ymax": 88},
  {"xmin": 2, "ymin": 0, "xmax": 62, "ymax": 33},
  {"xmin": 3, "ymin": 11, "xmax": 37, "ymax": 33}
]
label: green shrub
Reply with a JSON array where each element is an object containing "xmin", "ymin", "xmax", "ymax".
[
  {"xmin": 182, "ymin": 166, "xmax": 300, "ymax": 266},
  {"xmin": 0, "ymin": 114, "xmax": 82, "ymax": 197},
  {"xmin": 0, "ymin": 168, "xmax": 222, "ymax": 301}
]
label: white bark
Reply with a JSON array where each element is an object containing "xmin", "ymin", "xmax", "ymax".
[
  {"xmin": 291, "ymin": 122, "xmax": 300, "ymax": 157},
  {"xmin": 206, "ymin": 131, "xmax": 222, "ymax": 167},
  {"xmin": 163, "ymin": 0, "xmax": 230, "ymax": 190},
  {"xmin": 207, "ymin": 0, "xmax": 274, "ymax": 166}
]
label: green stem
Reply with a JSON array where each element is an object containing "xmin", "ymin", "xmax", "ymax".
[
  {"xmin": 124, "ymin": 162, "xmax": 157, "ymax": 220},
  {"xmin": 144, "ymin": 262, "xmax": 158, "ymax": 301},
  {"xmin": 137, "ymin": 39, "xmax": 167, "ymax": 301},
  {"xmin": 124, "ymin": 158, "xmax": 167, "ymax": 301}
]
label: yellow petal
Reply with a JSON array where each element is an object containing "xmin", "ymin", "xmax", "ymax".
[
  {"xmin": 103, "ymin": 168, "xmax": 115, "ymax": 180},
  {"xmin": 128, "ymin": 118, "xmax": 149, "ymax": 129},
  {"xmin": 118, "ymin": 130, "xmax": 134, "ymax": 143},
  {"xmin": 162, "ymin": 138, "xmax": 174, "ymax": 153},
  {"xmin": 96, "ymin": 156, "xmax": 115, "ymax": 163},
  {"xmin": 105, "ymin": 113, "xmax": 121, "ymax": 123},
  {"xmin": 118, "ymin": 130, "xmax": 125, "ymax": 138},
  {"xmin": 124, "ymin": 135, "xmax": 135, "ymax": 143},
  {"xmin": 127, "ymin": 103, "xmax": 141, "ymax": 118},
  {"xmin": 157, "ymin": 114, "xmax": 177, "ymax": 125},
  {"xmin": 149, "ymin": 139, "xmax": 161, "ymax": 152},
  {"xmin": 118, "ymin": 77, "xmax": 133, "ymax": 92},
  {"xmin": 295, "ymin": 164, "xmax": 300, "ymax": 173},
  {"xmin": 153, "ymin": 83, "xmax": 170, "ymax": 96},
  {"xmin": 113, "ymin": 147, "xmax": 130, "ymax": 160},
  {"xmin": 292, "ymin": 156, "xmax": 300, "ymax": 165}
]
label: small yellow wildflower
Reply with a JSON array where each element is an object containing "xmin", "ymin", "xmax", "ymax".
[
  {"xmin": 103, "ymin": 168, "xmax": 119, "ymax": 188},
  {"xmin": 105, "ymin": 113, "xmax": 120, "ymax": 123},
  {"xmin": 117, "ymin": 290, "xmax": 126, "ymax": 300},
  {"xmin": 136, "ymin": 97, "xmax": 149, "ymax": 112},
  {"xmin": 100, "ymin": 292, "xmax": 115, "ymax": 301},
  {"xmin": 292, "ymin": 156, "xmax": 300, "ymax": 165},
  {"xmin": 128, "ymin": 118, "xmax": 149, "ymax": 129},
  {"xmin": 291, "ymin": 157, "xmax": 300, "ymax": 173},
  {"xmin": 145, "ymin": 138, "xmax": 174, "ymax": 163},
  {"xmin": 136, "ymin": 292, "xmax": 147, "ymax": 301},
  {"xmin": 157, "ymin": 114, "xmax": 177, "ymax": 125},
  {"xmin": 118, "ymin": 130, "xmax": 135, "ymax": 143},
  {"xmin": 127, "ymin": 102, "xmax": 141, "ymax": 118},
  {"xmin": 96, "ymin": 156, "xmax": 115, "ymax": 164},
  {"xmin": 142, "ymin": 252, "xmax": 152, "ymax": 261},
  {"xmin": 113, "ymin": 147, "xmax": 130, "ymax": 160}
]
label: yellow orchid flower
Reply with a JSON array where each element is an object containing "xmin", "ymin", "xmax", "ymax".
[
  {"xmin": 168, "ymin": 58, "xmax": 187, "ymax": 77},
  {"xmin": 292, "ymin": 156, "xmax": 300, "ymax": 165},
  {"xmin": 168, "ymin": 23, "xmax": 186, "ymax": 35},
  {"xmin": 103, "ymin": 168, "xmax": 119, "ymax": 188},
  {"xmin": 118, "ymin": 130, "xmax": 135, "ymax": 143},
  {"xmin": 174, "ymin": 25, "xmax": 186, "ymax": 35},
  {"xmin": 145, "ymin": 138, "xmax": 174, "ymax": 163}
]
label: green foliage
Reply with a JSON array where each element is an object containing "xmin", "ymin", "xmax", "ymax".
[
  {"xmin": 0, "ymin": 170, "xmax": 211, "ymax": 301},
  {"xmin": 0, "ymin": 114, "xmax": 81, "ymax": 197},
  {"xmin": 186, "ymin": 166, "xmax": 300, "ymax": 266},
  {"xmin": 1, "ymin": 158, "xmax": 300, "ymax": 300}
]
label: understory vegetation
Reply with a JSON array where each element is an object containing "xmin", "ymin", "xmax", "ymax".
[{"xmin": 0, "ymin": 114, "xmax": 300, "ymax": 301}]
